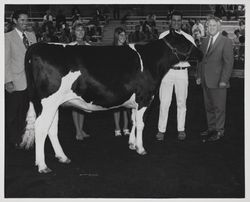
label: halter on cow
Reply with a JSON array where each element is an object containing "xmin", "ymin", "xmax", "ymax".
[{"xmin": 21, "ymin": 29, "xmax": 203, "ymax": 173}]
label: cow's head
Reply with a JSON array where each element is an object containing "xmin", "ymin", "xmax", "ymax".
[{"xmin": 162, "ymin": 28, "xmax": 203, "ymax": 64}]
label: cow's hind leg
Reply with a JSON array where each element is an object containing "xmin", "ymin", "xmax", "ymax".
[
  {"xmin": 128, "ymin": 108, "xmax": 136, "ymax": 150},
  {"xmin": 135, "ymin": 107, "xmax": 147, "ymax": 155},
  {"xmin": 48, "ymin": 110, "xmax": 71, "ymax": 164},
  {"xmin": 35, "ymin": 98, "xmax": 60, "ymax": 173}
]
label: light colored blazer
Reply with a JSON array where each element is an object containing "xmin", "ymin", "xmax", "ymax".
[
  {"xmin": 5, "ymin": 29, "xmax": 37, "ymax": 91},
  {"xmin": 198, "ymin": 33, "xmax": 234, "ymax": 88}
]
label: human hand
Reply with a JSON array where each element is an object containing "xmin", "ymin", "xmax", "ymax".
[
  {"xmin": 5, "ymin": 82, "xmax": 15, "ymax": 93},
  {"xmin": 196, "ymin": 78, "xmax": 201, "ymax": 85},
  {"xmin": 219, "ymin": 82, "xmax": 227, "ymax": 88}
]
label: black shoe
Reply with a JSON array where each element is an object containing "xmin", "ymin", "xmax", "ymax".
[
  {"xmin": 207, "ymin": 131, "xmax": 224, "ymax": 142},
  {"xmin": 200, "ymin": 129, "xmax": 215, "ymax": 137},
  {"xmin": 156, "ymin": 131, "xmax": 164, "ymax": 141}
]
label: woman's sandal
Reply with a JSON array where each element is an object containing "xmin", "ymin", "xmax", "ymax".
[
  {"xmin": 115, "ymin": 130, "xmax": 122, "ymax": 136},
  {"xmin": 123, "ymin": 129, "xmax": 130, "ymax": 136}
]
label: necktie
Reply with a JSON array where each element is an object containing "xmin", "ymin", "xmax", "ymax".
[
  {"xmin": 22, "ymin": 33, "xmax": 29, "ymax": 49},
  {"xmin": 206, "ymin": 36, "xmax": 213, "ymax": 55}
]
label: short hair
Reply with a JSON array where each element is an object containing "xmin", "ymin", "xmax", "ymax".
[
  {"xmin": 206, "ymin": 15, "xmax": 222, "ymax": 24},
  {"xmin": 170, "ymin": 11, "xmax": 183, "ymax": 19},
  {"xmin": 72, "ymin": 22, "xmax": 85, "ymax": 32},
  {"xmin": 12, "ymin": 10, "xmax": 28, "ymax": 21},
  {"xmin": 234, "ymin": 29, "xmax": 240, "ymax": 35}
]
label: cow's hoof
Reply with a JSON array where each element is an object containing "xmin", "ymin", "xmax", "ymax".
[
  {"xmin": 129, "ymin": 143, "xmax": 136, "ymax": 150},
  {"xmin": 39, "ymin": 167, "xmax": 52, "ymax": 173},
  {"xmin": 57, "ymin": 157, "xmax": 71, "ymax": 164},
  {"xmin": 136, "ymin": 147, "xmax": 147, "ymax": 155}
]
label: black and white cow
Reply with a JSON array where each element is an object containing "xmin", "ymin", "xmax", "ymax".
[{"xmin": 21, "ymin": 29, "xmax": 203, "ymax": 173}]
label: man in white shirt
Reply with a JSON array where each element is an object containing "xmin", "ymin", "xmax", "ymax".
[
  {"xmin": 156, "ymin": 11, "xmax": 196, "ymax": 141},
  {"xmin": 5, "ymin": 10, "xmax": 37, "ymax": 149}
]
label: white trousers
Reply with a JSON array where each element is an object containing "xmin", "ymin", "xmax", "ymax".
[{"xmin": 158, "ymin": 69, "xmax": 188, "ymax": 133}]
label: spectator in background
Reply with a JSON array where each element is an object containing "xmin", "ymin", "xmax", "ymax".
[
  {"xmin": 69, "ymin": 22, "xmax": 90, "ymax": 140},
  {"xmin": 129, "ymin": 24, "xmax": 145, "ymax": 42},
  {"xmin": 32, "ymin": 21, "xmax": 43, "ymax": 42},
  {"xmin": 71, "ymin": 6, "xmax": 81, "ymax": 25},
  {"xmin": 214, "ymin": 5, "xmax": 226, "ymax": 19},
  {"xmin": 5, "ymin": 11, "xmax": 15, "ymax": 33},
  {"xmin": 56, "ymin": 9, "xmax": 66, "ymax": 31},
  {"xmin": 113, "ymin": 5, "xmax": 120, "ymax": 20},
  {"xmin": 43, "ymin": 9, "xmax": 53, "ymax": 24},
  {"xmin": 181, "ymin": 23, "xmax": 190, "ymax": 35},
  {"xmin": 56, "ymin": 22, "xmax": 71, "ymax": 43},
  {"xmin": 112, "ymin": 27, "xmax": 130, "ymax": 137},
  {"xmin": 192, "ymin": 19, "xmax": 205, "ymax": 42},
  {"xmin": 41, "ymin": 21, "xmax": 58, "ymax": 42},
  {"xmin": 145, "ymin": 14, "xmax": 156, "ymax": 28},
  {"xmin": 238, "ymin": 35, "xmax": 245, "ymax": 61},
  {"xmin": 5, "ymin": 10, "xmax": 37, "ymax": 149},
  {"xmin": 142, "ymin": 23, "xmax": 156, "ymax": 42},
  {"xmin": 233, "ymin": 29, "xmax": 241, "ymax": 59},
  {"xmin": 187, "ymin": 18, "xmax": 194, "ymax": 36},
  {"xmin": 221, "ymin": 30, "xmax": 228, "ymax": 38},
  {"xmin": 239, "ymin": 20, "xmax": 245, "ymax": 36},
  {"xmin": 233, "ymin": 29, "xmax": 241, "ymax": 45}
]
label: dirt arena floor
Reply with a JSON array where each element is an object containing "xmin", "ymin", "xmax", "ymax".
[{"xmin": 5, "ymin": 77, "xmax": 244, "ymax": 198}]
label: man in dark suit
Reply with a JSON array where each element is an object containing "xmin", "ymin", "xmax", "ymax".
[
  {"xmin": 5, "ymin": 10, "xmax": 37, "ymax": 148},
  {"xmin": 196, "ymin": 16, "xmax": 234, "ymax": 142}
]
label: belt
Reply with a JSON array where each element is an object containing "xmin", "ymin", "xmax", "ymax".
[{"xmin": 170, "ymin": 66, "xmax": 188, "ymax": 70}]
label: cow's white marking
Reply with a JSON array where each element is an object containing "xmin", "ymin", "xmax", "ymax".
[
  {"xmin": 128, "ymin": 44, "xmax": 144, "ymax": 72},
  {"xmin": 47, "ymin": 42, "xmax": 68, "ymax": 47},
  {"xmin": 128, "ymin": 106, "xmax": 147, "ymax": 155},
  {"xmin": 33, "ymin": 71, "xmax": 81, "ymax": 173},
  {"xmin": 63, "ymin": 93, "xmax": 138, "ymax": 112}
]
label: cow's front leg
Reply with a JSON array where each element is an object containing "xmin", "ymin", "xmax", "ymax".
[
  {"xmin": 135, "ymin": 107, "xmax": 147, "ymax": 155},
  {"xmin": 128, "ymin": 108, "xmax": 136, "ymax": 150},
  {"xmin": 48, "ymin": 110, "xmax": 71, "ymax": 164}
]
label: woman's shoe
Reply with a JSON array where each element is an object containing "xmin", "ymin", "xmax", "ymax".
[
  {"xmin": 156, "ymin": 131, "xmax": 164, "ymax": 141},
  {"xmin": 123, "ymin": 129, "xmax": 130, "ymax": 136},
  {"xmin": 178, "ymin": 131, "xmax": 186, "ymax": 141},
  {"xmin": 115, "ymin": 130, "xmax": 122, "ymax": 136}
]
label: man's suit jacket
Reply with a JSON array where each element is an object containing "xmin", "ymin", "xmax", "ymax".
[
  {"xmin": 198, "ymin": 33, "xmax": 234, "ymax": 88},
  {"xmin": 5, "ymin": 29, "xmax": 37, "ymax": 91}
]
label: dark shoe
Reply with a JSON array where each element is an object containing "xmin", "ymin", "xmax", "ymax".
[
  {"xmin": 156, "ymin": 131, "xmax": 165, "ymax": 141},
  {"xmin": 200, "ymin": 129, "xmax": 215, "ymax": 136},
  {"xmin": 178, "ymin": 131, "xmax": 186, "ymax": 141},
  {"xmin": 207, "ymin": 131, "xmax": 224, "ymax": 142}
]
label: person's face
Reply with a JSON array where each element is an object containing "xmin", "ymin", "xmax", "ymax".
[
  {"xmin": 13, "ymin": 14, "xmax": 28, "ymax": 32},
  {"xmin": 118, "ymin": 31, "xmax": 126, "ymax": 45},
  {"xmin": 207, "ymin": 19, "xmax": 220, "ymax": 36},
  {"xmin": 171, "ymin": 15, "xmax": 182, "ymax": 31},
  {"xmin": 75, "ymin": 26, "xmax": 85, "ymax": 40}
]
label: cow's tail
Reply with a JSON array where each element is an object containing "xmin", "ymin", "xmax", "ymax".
[
  {"xmin": 20, "ymin": 44, "xmax": 39, "ymax": 150},
  {"xmin": 20, "ymin": 102, "xmax": 36, "ymax": 149}
]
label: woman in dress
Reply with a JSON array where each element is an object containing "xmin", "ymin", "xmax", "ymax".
[
  {"xmin": 112, "ymin": 27, "xmax": 130, "ymax": 136},
  {"xmin": 69, "ymin": 22, "xmax": 90, "ymax": 140}
]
